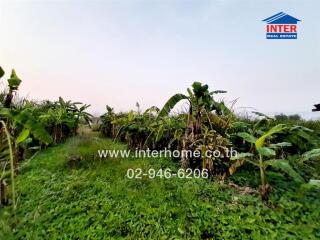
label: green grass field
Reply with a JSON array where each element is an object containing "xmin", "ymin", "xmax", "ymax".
[{"xmin": 1, "ymin": 130, "xmax": 319, "ymax": 239}]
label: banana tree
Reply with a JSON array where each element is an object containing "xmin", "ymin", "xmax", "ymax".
[
  {"xmin": 191, "ymin": 125, "xmax": 231, "ymax": 177},
  {"xmin": 0, "ymin": 110, "xmax": 51, "ymax": 212},
  {"xmin": 100, "ymin": 105, "xmax": 116, "ymax": 138},
  {"xmin": 0, "ymin": 69, "xmax": 51, "ymax": 144},
  {"xmin": 113, "ymin": 110, "xmax": 155, "ymax": 149},
  {"xmin": 230, "ymin": 124, "xmax": 304, "ymax": 200},
  {"xmin": 157, "ymin": 82, "xmax": 230, "ymax": 168},
  {"xmin": 0, "ymin": 68, "xmax": 52, "ymax": 170},
  {"xmin": 71, "ymin": 102, "xmax": 92, "ymax": 133},
  {"xmin": 144, "ymin": 114, "xmax": 185, "ymax": 150},
  {"xmin": 0, "ymin": 68, "xmax": 52, "ymax": 213},
  {"xmin": 158, "ymin": 82, "xmax": 229, "ymax": 131},
  {"xmin": 4, "ymin": 69, "xmax": 22, "ymax": 108},
  {"xmin": 0, "ymin": 120, "xmax": 16, "ymax": 219},
  {"xmin": 37, "ymin": 97, "xmax": 91, "ymax": 143}
]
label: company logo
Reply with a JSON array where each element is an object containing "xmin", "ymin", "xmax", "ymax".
[{"xmin": 262, "ymin": 12, "xmax": 301, "ymax": 39}]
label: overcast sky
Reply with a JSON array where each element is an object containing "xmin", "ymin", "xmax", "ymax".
[{"xmin": 1, "ymin": 0, "xmax": 319, "ymax": 118}]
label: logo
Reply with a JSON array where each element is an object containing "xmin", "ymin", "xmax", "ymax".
[{"xmin": 262, "ymin": 12, "xmax": 301, "ymax": 39}]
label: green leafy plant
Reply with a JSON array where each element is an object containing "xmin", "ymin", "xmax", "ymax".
[
  {"xmin": 100, "ymin": 105, "xmax": 116, "ymax": 138},
  {"xmin": 37, "ymin": 97, "xmax": 92, "ymax": 143},
  {"xmin": 4, "ymin": 69, "xmax": 22, "ymax": 108},
  {"xmin": 231, "ymin": 124, "xmax": 305, "ymax": 200},
  {"xmin": 158, "ymin": 82, "xmax": 230, "ymax": 168},
  {"xmin": 0, "ymin": 120, "xmax": 16, "ymax": 220},
  {"xmin": 0, "ymin": 67, "xmax": 53, "ymax": 213}
]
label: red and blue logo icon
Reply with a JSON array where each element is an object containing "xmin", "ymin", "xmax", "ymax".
[{"xmin": 262, "ymin": 12, "xmax": 301, "ymax": 39}]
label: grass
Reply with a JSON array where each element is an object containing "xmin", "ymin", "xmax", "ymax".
[{"xmin": 0, "ymin": 131, "xmax": 319, "ymax": 239}]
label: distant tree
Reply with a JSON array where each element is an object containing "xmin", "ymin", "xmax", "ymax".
[
  {"xmin": 288, "ymin": 114, "xmax": 302, "ymax": 121},
  {"xmin": 275, "ymin": 114, "xmax": 301, "ymax": 121},
  {"xmin": 274, "ymin": 114, "xmax": 288, "ymax": 121}
]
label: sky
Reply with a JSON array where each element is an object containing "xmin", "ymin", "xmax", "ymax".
[{"xmin": 1, "ymin": 0, "xmax": 319, "ymax": 118}]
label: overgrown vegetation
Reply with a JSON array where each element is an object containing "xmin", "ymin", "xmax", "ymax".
[
  {"xmin": 1, "ymin": 133, "xmax": 319, "ymax": 239},
  {"xmin": 100, "ymin": 82, "xmax": 320, "ymax": 201},
  {"xmin": 0, "ymin": 67, "xmax": 92, "ymax": 218},
  {"xmin": 0, "ymin": 68, "xmax": 319, "ymax": 239}
]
